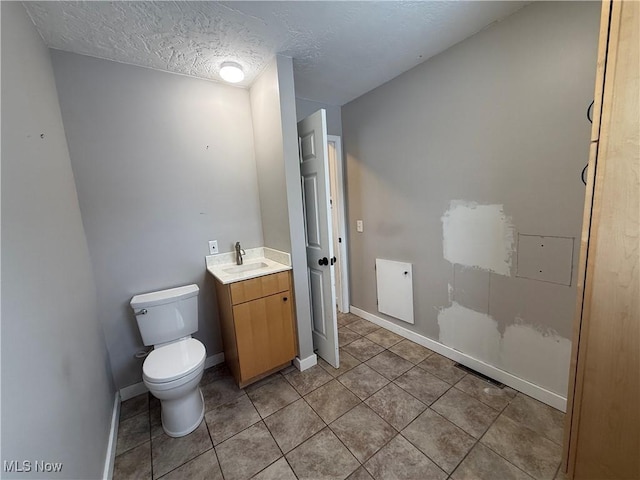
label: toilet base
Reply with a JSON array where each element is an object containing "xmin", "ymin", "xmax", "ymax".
[{"xmin": 160, "ymin": 387, "xmax": 204, "ymax": 438}]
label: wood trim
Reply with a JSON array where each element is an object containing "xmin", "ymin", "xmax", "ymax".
[
  {"xmin": 563, "ymin": 141, "xmax": 599, "ymax": 473},
  {"xmin": 563, "ymin": 1, "xmax": 615, "ymax": 474},
  {"xmin": 564, "ymin": 1, "xmax": 639, "ymax": 477},
  {"xmin": 590, "ymin": 0, "xmax": 613, "ymax": 142}
]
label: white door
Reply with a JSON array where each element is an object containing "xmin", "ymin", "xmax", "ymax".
[{"xmin": 298, "ymin": 109, "xmax": 339, "ymax": 368}]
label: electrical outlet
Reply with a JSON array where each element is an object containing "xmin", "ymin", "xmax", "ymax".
[
  {"xmin": 356, "ymin": 220, "xmax": 364, "ymax": 233},
  {"xmin": 208, "ymin": 240, "xmax": 219, "ymax": 255}
]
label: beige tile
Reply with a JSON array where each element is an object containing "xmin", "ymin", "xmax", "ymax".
[
  {"xmin": 330, "ymin": 404, "xmax": 396, "ymax": 462},
  {"xmin": 346, "ymin": 318, "xmax": 381, "ymax": 336},
  {"xmin": 159, "ymin": 449, "xmax": 223, "ymax": 480},
  {"xmin": 113, "ymin": 442, "xmax": 151, "ymax": 480},
  {"xmin": 364, "ymin": 383, "xmax": 426, "ymax": 431},
  {"xmin": 431, "ymin": 388, "xmax": 499, "ymax": 438},
  {"xmin": 251, "ymin": 458, "xmax": 297, "ymax": 480},
  {"xmin": 215, "ymin": 422, "xmax": 282, "ymax": 480},
  {"xmin": 285, "ymin": 365, "xmax": 333, "ymax": 396},
  {"xmin": 339, "ymin": 327, "xmax": 361, "ymax": 347},
  {"xmin": 402, "ymin": 409, "xmax": 475, "ymax": 473},
  {"xmin": 502, "ymin": 393, "xmax": 565, "ymax": 445},
  {"xmin": 454, "ymin": 374, "xmax": 517, "ymax": 411},
  {"xmin": 337, "ymin": 364, "xmax": 389, "ymax": 400},
  {"xmin": 366, "ymin": 350, "xmax": 413, "ymax": 380},
  {"xmin": 116, "ymin": 411, "xmax": 150, "ymax": 456},
  {"xmin": 365, "ymin": 328, "xmax": 404, "ymax": 348},
  {"xmin": 451, "ymin": 442, "xmax": 533, "ymax": 480},
  {"xmin": 364, "ymin": 434, "xmax": 447, "ymax": 480},
  {"xmin": 342, "ymin": 338, "xmax": 385, "ymax": 362},
  {"xmin": 388, "ymin": 339, "xmax": 434, "ymax": 364},
  {"xmin": 151, "ymin": 421, "xmax": 212, "ymax": 479},
  {"xmin": 247, "ymin": 376, "xmax": 300, "ymax": 418},
  {"xmin": 200, "ymin": 364, "xmax": 231, "ymax": 386},
  {"xmin": 149, "ymin": 393, "xmax": 161, "ymax": 411},
  {"xmin": 347, "ymin": 466, "xmax": 374, "ymax": 480},
  {"xmin": 286, "ymin": 428, "xmax": 360, "ymax": 480},
  {"xmin": 481, "ymin": 415, "xmax": 562, "ymax": 480},
  {"xmin": 201, "ymin": 377, "xmax": 244, "ymax": 412},
  {"xmin": 418, "ymin": 353, "xmax": 466, "ymax": 385},
  {"xmin": 204, "ymin": 393, "xmax": 260, "ymax": 445},
  {"xmin": 394, "ymin": 366, "xmax": 450, "ymax": 405},
  {"xmin": 245, "ymin": 372, "xmax": 284, "ymax": 393},
  {"xmin": 149, "ymin": 407, "xmax": 163, "ymax": 439},
  {"xmin": 319, "ymin": 351, "xmax": 361, "ymax": 378},
  {"xmin": 120, "ymin": 393, "xmax": 149, "ymax": 422},
  {"xmin": 337, "ymin": 312, "xmax": 360, "ymax": 327},
  {"xmin": 304, "ymin": 379, "xmax": 361, "ymax": 424},
  {"xmin": 264, "ymin": 399, "xmax": 325, "ymax": 454}
]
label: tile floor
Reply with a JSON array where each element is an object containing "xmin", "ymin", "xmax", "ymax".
[{"xmin": 114, "ymin": 313, "xmax": 567, "ymax": 480}]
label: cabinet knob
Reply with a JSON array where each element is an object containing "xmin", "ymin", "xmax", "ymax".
[{"xmin": 283, "ymin": 297, "xmax": 288, "ymax": 302}]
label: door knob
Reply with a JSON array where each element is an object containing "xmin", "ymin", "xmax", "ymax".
[{"xmin": 318, "ymin": 257, "xmax": 329, "ymax": 266}]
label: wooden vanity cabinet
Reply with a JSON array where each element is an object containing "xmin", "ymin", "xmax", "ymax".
[{"xmin": 215, "ymin": 271, "xmax": 297, "ymax": 387}]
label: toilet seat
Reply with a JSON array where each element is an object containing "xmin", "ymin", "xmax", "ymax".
[{"xmin": 143, "ymin": 338, "xmax": 205, "ymax": 385}]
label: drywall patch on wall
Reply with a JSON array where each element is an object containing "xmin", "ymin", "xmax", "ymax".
[
  {"xmin": 442, "ymin": 201, "xmax": 515, "ymax": 276},
  {"xmin": 438, "ymin": 302, "xmax": 501, "ymax": 366},
  {"xmin": 502, "ymin": 322, "xmax": 571, "ymax": 396},
  {"xmin": 438, "ymin": 301, "xmax": 571, "ymax": 395}
]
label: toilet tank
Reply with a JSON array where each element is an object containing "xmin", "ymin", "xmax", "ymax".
[{"xmin": 130, "ymin": 284, "xmax": 199, "ymax": 346}]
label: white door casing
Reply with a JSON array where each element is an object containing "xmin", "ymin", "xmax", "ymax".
[
  {"xmin": 327, "ymin": 135, "xmax": 350, "ymax": 313},
  {"xmin": 298, "ymin": 109, "xmax": 339, "ymax": 368}
]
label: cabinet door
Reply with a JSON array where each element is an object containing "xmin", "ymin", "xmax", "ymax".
[{"xmin": 233, "ymin": 292, "xmax": 296, "ymax": 382}]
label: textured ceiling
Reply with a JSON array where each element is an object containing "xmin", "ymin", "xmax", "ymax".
[{"xmin": 24, "ymin": 1, "xmax": 525, "ymax": 106}]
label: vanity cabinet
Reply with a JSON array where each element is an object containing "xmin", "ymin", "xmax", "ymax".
[{"xmin": 215, "ymin": 271, "xmax": 297, "ymax": 387}]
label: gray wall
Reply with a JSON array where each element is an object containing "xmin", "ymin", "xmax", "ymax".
[
  {"xmin": 296, "ymin": 98, "xmax": 343, "ymax": 137},
  {"xmin": 342, "ymin": 2, "xmax": 599, "ymax": 395},
  {"xmin": 1, "ymin": 3, "xmax": 115, "ymax": 478},
  {"xmin": 51, "ymin": 51, "xmax": 264, "ymax": 389},
  {"xmin": 279, "ymin": 56, "xmax": 315, "ymax": 361},
  {"xmin": 251, "ymin": 60, "xmax": 292, "ymax": 253},
  {"xmin": 251, "ymin": 56, "xmax": 314, "ymax": 361}
]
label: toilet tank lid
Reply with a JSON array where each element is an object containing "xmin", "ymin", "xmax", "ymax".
[{"xmin": 130, "ymin": 284, "xmax": 199, "ymax": 309}]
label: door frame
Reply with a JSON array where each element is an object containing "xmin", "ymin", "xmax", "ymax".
[{"xmin": 327, "ymin": 135, "xmax": 350, "ymax": 313}]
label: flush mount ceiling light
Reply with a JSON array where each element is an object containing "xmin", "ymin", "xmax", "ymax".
[{"xmin": 219, "ymin": 62, "xmax": 244, "ymax": 83}]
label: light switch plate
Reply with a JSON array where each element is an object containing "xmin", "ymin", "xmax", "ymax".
[
  {"xmin": 208, "ymin": 240, "xmax": 219, "ymax": 255},
  {"xmin": 356, "ymin": 220, "xmax": 364, "ymax": 233}
]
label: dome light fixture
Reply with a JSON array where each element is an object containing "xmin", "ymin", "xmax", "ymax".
[{"xmin": 219, "ymin": 62, "xmax": 244, "ymax": 83}]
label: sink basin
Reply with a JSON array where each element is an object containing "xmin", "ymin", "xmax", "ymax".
[{"xmin": 222, "ymin": 261, "xmax": 269, "ymax": 275}]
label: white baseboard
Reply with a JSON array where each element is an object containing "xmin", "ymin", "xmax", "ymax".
[
  {"xmin": 350, "ymin": 306, "xmax": 567, "ymax": 412},
  {"xmin": 120, "ymin": 353, "xmax": 225, "ymax": 401},
  {"xmin": 294, "ymin": 353, "xmax": 317, "ymax": 371},
  {"xmin": 204, "ymin": 352, "xmax": 225, "ymax": 370},
  {"xmin": 103, "ymin": 392, "xmax": 120, "ymax": 480}
]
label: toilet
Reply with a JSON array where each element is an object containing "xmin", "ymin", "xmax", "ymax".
[{"xmin": 130, "ymin": 284, "xmax": 206, "ymax": 438}]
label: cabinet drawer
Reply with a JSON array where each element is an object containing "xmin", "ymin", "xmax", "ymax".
[{"xmin": 230, "ymin": 271, "xmax": 290, "ymax": 305}]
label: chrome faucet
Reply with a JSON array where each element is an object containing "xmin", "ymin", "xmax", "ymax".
[{"xmin": 235, "ymin": 242, "xmax": 246, "ymax": 265}]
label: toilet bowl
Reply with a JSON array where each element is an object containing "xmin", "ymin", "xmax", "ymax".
[
  {"xmin": 143, "ymin": 337, "xmax": 206, "ymax": 437},
  {"xmin": 130, "ymin": 284, "xmax": 206, "ymax": 438}
]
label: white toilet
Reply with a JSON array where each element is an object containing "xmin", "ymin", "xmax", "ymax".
[{"xmin": 130, "ymin": 284, "xmax": 206, "ymax": 438}]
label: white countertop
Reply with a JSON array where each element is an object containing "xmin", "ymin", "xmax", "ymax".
[{"xmin": 206, "ymin": 247, "xmax": 292, "ymax": 284}]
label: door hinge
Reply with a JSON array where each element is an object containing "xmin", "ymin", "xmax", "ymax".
[{"xmin": 338, "ymin": 237, "xmax": 342, "ymax": 243}]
